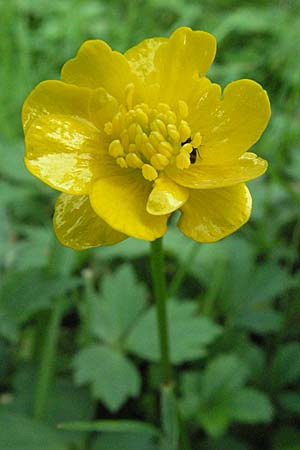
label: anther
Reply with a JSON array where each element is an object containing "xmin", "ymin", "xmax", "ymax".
[
  {"xmin": 149, "ymin": 131, "xmax": 164, "ymax": 148},
  {"xmin": 143, "ymin": 142, "xmax": 156, "ymax": 159},
  {"xmin": 192, "ymin": 132, "xmax": 202, "ymax": 147},
  {"xmin": 126, "ymin": 153, "xmax": 144, "ymax": 168},
  {"xmin": 167, "ymin": 124, "xmax": 180, "ymax": 143},
  {"xmin": 151, "ymin": 153, "xmax": 169, "ymax": 170},
  {"xmin": 158, "ymin": 141, "xmax": 173, "ymax": 158},
  {"xmin": 108, "ymin": 140, "xmax": 124, "ymax": 158},
  {"xmin": 104, "ymin": 122, "xmax": 113, "ymax": 135},
  {"xmin": 142, "ymin": 164, "xmax": 158, "ymax": 181},
  {"xmin": 150, "ymin": 119, "xmax": 167, "ymax": 136},
  {"xmin": 181, "ymin": 143, "xmax": 193, "ymax": 155},
  {"xmin": 116, "ymin": 157, "xmax": 128, "ymax": 168},
  {"xmin": 179, "ymin": 121, "xmax": 191, "ymax": 143},
  {"xmin": 176, "ymin": 152, "xmax": 190, "ymax": 170}
]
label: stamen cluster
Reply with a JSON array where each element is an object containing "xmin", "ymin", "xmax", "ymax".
[{"xmin": 104, "ymin": 85, "xmax": 202, "ymax": 181}]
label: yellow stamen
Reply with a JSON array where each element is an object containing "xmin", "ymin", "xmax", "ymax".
[
  {"xmin": 167, "ymin": 124, "xmax": 180, "ymax": 143},
  {"xmin": 192, "ymin": 132, "xmax": 202, "ymax": 147},
  {"xmin": 108, "ymin": 140, "xmax": 124, "ymax": 158},
  {"xmin": 179, "ymin": 121, "xmax": 191, "ymax": 143},
  {"xmin": 116, "ymin": 157, "xmax": 128, "ymax": 168},
  {"xmin": 151, "ymin": 153, "xmax": 169, "ymax": 170},
  {"xmin": 143, "ymin": 142, "xmax": 156, "ymax": 159},
  {"xmin": 158, "ymin": 141, "xmax": 173, "ymax": 158},
  {"xmin": 136, "ymin": 108, "xmax": 149, "ymax": 129},
  {"xmin": 176, "ymin": 152, "xmax": 190, "ymax": 170},
  {"xmin": 120, "ymin": 130, "xmax": 130, "ymax": 149},
  {"xmin": 128, "ymin": 123, "xmax": 137, "ymax": 142},
  {"xmin": 150, "ymin": 119, "xmax": 167, "ymax": 136},
  {"xmin": 126, "ymin": 153, "xmax": 144, "ymax": 168},
  {"xmin": 181, "ymin": 143, "xmax": 193, "ymax": 155},
  {"xmin": 104, "ymin": 122, "xmax": 113, "ymax": 135},
  {"xmin": 149, "ymin": 131, "xmax": 164, "ymax": 148},
  {"xmin": 142, "ymin": 164, "xmax": 158, "ymax": 181}
]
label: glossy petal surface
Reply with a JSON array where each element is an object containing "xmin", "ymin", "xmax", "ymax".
[
  {"xmin": 61, "ymin": 40, "xmax": 137, "ymax": 103},
  {"xmin": 90, "ymin": 173, "xmax": 168, "ymax": 240},
  {"xmin": 125, "ymin": 37, "xmax": 167, "ymax": 83},
  {"xmin": 22, "ymin": 80, "xmax": 93, "ymax": 133},
  {"xmin": 54, "ymin": 194, "xmax": 127, "ymax": 250},
  {"xmin": 147, "ymin": 176, "xmax": 189, "ymax": 215},
  {"xmin": 178, "ymin": 184, "xmax": 252, "ymax": 242},
  {"xmin": 167, "ymin": 153, "xmax": 268, "ymax": 189},
  {"xmin": 154, "ymin": 27, "xmax": 216, "ymax": 103},
  {"xmin": 189, "ymin": 79, "xmax": 271, "ymax": 162},
  {"xmin": 25, "ymin": 114, "xmax": 105, "ymax": 194}
]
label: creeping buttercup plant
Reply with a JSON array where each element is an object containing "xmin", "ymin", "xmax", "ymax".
[
  {"xmin": 3, "ymin": 1, "xmax": 299, "ymax": 448},
  {"xmin": 20, "ymin": 25, "xmax": 271, "ymax": 449}
]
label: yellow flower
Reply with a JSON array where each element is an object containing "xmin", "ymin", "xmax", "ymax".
[{"xmin": 22, "ymin": 27, "xmax": 270, "ymax": 250}]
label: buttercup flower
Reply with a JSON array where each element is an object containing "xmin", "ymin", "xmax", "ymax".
[{"xmin": 22, "ymin": 27, "xmax": 270, "ymax": 249}]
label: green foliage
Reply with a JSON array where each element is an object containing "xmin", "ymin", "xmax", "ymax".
[
  {"xmin": 0, "ymin": 410, "xmax": 68, "ymax": 450},
  {"xmin": 73, "ymin": 345, "xmax": 141, "ymax": 412},
  {"xmin": 181, "ymin": 354, "xmax": 274, "ymax": 437},
  {"xmin": 1, "ymin": 0, "xmax": 300, "ymax": 448},
  {"xmin": 126, "ymin": 300, "xmax": 222, "ymax": 364}
]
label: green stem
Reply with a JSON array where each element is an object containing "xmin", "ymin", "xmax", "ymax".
[
  {"xmin": 33, "ymin": 297, "xmax": 66, "ymax": 420},
  {"xmin": 150, "ymin": 237, "xmax": 171, "ymax": 385}
]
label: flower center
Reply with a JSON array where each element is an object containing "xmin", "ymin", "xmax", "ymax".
[{"xmin": 104, "ymin": 86, "xmax": 202, "ymax": 181}]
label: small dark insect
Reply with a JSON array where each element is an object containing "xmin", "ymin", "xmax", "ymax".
[
  {"xmin": 189, "ymin": 148, "xmax": 197, "ymax": 164},
  {"xmin": 181, "ymin": 137, "xmax": 198, "ymax": 164}
]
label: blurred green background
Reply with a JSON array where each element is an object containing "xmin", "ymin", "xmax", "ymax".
[{"xmin": 1, "ymin": 0, "xmax": 300, "ymax": 449}]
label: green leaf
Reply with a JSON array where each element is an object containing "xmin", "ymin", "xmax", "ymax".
[
  {"xmin": 231, "ymin": 387, "xmax": 274, "ymax": 423},
  {"xmin": 271, "ymin": 342, "xmax": 300, "ymax": 387},
  {"xmin": 0, "ymin": 410, "xmax": 67, "ymax": 450},
  {"xmin": 233, "ymin": 309, "xmax": 283, "ymax": 334},
  {"xmin": 126, "ymin": 300, "xmax": 222, "ymax": 364},
  {"xmin": 199, "ymin": 354, "xmax": 249, "ymax": 402},
  {"xmin": 73, "ymin": 345, "xmax": 141, "ymax": 412},
  {"xmin": 90, "ymin": 264, "xmax": 148, "ymax": 344},
  {"xmin": 279, "ymin": 391, "xmax": 300, "ymax": 414},
  {"xmin": 197, "ymin": 401, "xmax": 232, "ymax": 438},
  {"xmin": 59, "ymin": 420, "xmax": 159, "ymax": 436}
]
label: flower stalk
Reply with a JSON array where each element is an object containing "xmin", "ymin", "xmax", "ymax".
[{"xmin": 150, "ymin": 237, "xmax": 172, "ymax": 385}]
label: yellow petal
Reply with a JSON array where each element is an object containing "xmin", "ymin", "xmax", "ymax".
[
  {"xmin": 53, "ymin": 194, "xmax": 127, "ymax": 250},
  {"xmin": 125, "ymin": 37, "xmax": 167, "ymax": 83},
  {"xmin": 189, "ymin": 79, "xmax": 271, "ymax": 162},
  {"xmin": 154, "ymin": 27, "xmax": 216, "ymax": 104},
  {"xmin": 90, "ymin": 173, "xmax": 168, "ymax": 240},
  {"xmin": 61, "ymin": 40, "xmax": 138, "ymax": 103},
  {"xmin": 24, "ymin": 114, "xmax": 106, "ymax": 194},
  {"xmin": 89, "ymin": 88, "xmax": 119, "ymax": 129},
  {"xmin": 22, "ymin": 80, "xmax": 93, "ymax": 134},
  {"xmin": 178, "ymin": 184, "xmax": 252, "ymax": 242},
  {"xmin": 166, "ymin": 153, "xmax": 268, "ymax": 189},
  {"xmin": 147, "ymin": 176, "xmax": 189, "ymax": 215}
]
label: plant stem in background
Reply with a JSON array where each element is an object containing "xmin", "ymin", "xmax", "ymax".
[
  {"xmin": 150, "ymin": 237, "xmax": 171, "ymax": 385},
  {"xmin": 33, "ymin": 297, "xmax": 66, "ymax": 420},
  {"xmin": 150, "ymin": 238, "xmax": 179, "ymax": 450}
]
